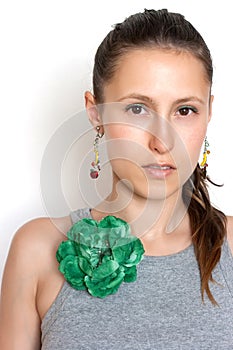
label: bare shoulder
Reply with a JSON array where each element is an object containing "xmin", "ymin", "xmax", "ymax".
[
  {"xmin": 12, "ymin": 216, "xmax": 71, "ymax": 249},
  {"xmin": 13, "ymin": 214, "xmax": 72, "ymax": 245},
  {"xmin": 0, "ymin": 214, "xmax": 73, "ymax": 348},
  {"xmin": 6, "ymin": 214, "xmax": 74, "ymax": 302},
  {"xmin": 6, "ymin": 215, "xmax": 72, "ymax": 272},
  {"xmin": 226, "ymin": 216, "xmax": 233, "ymax": 255},
  {"xmin": 1, "ymin": 213, "xmax": 73, "ymax": 299}
]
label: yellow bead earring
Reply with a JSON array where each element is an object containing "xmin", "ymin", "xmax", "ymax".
[
  {"xmin": 90, "ymin": 126, "xmax": 104, "ymax": 179},
  {"xmin": 200, "ymin": 137, "xmax": 210, "ymax": 178}
]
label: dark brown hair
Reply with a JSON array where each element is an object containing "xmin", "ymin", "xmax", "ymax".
[
  {"xmin": 92, "ymin": 9, "xmax": 226, "ymax": 304},
  {"xmin": 93, "ymin": 9, "xmax": 213, "ymax": 102}
]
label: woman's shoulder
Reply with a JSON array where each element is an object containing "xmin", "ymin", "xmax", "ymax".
[
  {"xmin": 226, "ymin": 215, "xmax": 233, "ymax": 255},
  {"xmin": 11, "ymin": 215, "xmax": 72, "ymax": 257},
  {"xmin": 1, "ymin": 215, "xmax": 74, "ymax": 322},
  {"xmin": 2, "ymin": 215, "xmax": 73, "ymax": 288}
]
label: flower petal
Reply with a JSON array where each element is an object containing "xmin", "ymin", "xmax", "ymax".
[
  {"xmin": 56, "ymin": 240, "xmax": 77, "ymax": 262},
  {"xmin": 59, "ymin": 255, "xmax": 86, "ymax": 290},
  {"xmin": 92, "ymin": 260, "xmax": 119, "ymax": 279},
  {"xmin": 78, "ymin": 257, "xmax": 93, "ymax": 276},
  {"xmin": 84, "ymin": 270, "xmax": 125, "ymax": 298},
  {"xmin": 56, "ymin": 215, "xmax": 145, "ymax": 298},
  {"xmin": 124, "ymin": 265, "xmax": 137, "ymax": 282}
]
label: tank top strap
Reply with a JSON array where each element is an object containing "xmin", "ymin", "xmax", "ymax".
[
  {"xmin": 219, "ymin": 238, "xmax": 233, "ymax": 297},
  {"xmin": 70, "ymin": 207, "xmax": 92, "ymax": 225}
]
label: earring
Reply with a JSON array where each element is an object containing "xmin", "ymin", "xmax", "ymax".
[
  {"xmin": 200, "ymin": 136, "xmax": 210, "ymax": 177},
  {"xmin": 90, "ymin": 126, "xmax": 104, "ymax": 179}
]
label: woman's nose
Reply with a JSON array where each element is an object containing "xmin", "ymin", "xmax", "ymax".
[{"xmin": 148, "ymin": 115, "xmax": 174, "ymax": 154}]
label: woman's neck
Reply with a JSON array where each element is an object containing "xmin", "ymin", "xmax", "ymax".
[{"xmin": 91, "ymin": 173, "xmax": 192, "ymax": 255}]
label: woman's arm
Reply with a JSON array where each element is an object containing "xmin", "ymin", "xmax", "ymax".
[
  {"xmin": 0, "ymin": 215, "xmax": 72, "ymax": 349},
  {"xmin": 227, "ymin": 216, "xmax": 233, "ymax": 255},
  {"xmin": 0, "ymin": 222, "xmax": 43, "ymax": 349}
]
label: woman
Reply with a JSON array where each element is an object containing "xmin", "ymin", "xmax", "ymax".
[{"xmin": 0, "ymin": 8, "xmax": 233, "ymax": 349}]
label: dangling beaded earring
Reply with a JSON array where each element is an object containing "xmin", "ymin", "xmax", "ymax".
[
  {"xmin": 200, "ymin": 136, "xmax": 210, "ymax": 178},
  {"xmin": 90, "ymin": 126, "xmax": 104, "ymax": 179}
]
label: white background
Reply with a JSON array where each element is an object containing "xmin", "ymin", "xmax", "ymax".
[{"xmin": 0, "ymin": 0, "xmax": 232, "ymax": 281}]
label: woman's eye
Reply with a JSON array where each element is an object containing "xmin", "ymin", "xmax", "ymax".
[
  {"xmin": 125, "ymin": 104, "xmax": 149, "ymax": 116},
  {"xmin": 177, "ymin": 106, "xmax": 198, "ymax": 116}
]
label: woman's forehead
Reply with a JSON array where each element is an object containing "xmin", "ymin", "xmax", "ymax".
[{"xmin": 103, "ymin": 49, "xmax": 210, "ymax": 103}]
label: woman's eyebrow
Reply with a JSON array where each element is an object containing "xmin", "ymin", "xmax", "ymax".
[
  {"xmin": 173, "ymin": 96, "xmax": 205, "ymax": 105},
  {"xmin": 116, "ymin": 94, "xmax": 154, "ymax": 104},
  {"xmin": 116, "ymin": 94, "xmax": 205, "ymax": 105}
]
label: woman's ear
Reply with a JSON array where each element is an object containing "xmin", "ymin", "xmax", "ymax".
[
  {"xmin": 85, "ymin": 91, "xmax": 103, "ymax": 128},
  {"xmin": 208, "ymin": 95, "xmax": 214, "ymax": 123}
]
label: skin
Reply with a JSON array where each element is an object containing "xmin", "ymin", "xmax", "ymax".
[
  {"xmin": 86, "ymin": 49, "xmax": 213, "ymax": 249},
  {"xmin": 0, "ymin": 48, "xmax": 232, "ymax": 349}
]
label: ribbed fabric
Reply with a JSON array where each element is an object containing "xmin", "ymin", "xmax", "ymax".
[{"xmin": 41, "ymin": 208, "xmax": 233, "ymax": 349}]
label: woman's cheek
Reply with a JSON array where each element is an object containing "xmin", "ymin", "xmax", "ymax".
[
  {"xmin": 105, "ymin": 125, "xmax": 145, "ymax": 141},
  {"xmin": 183, "ymin": 130, "xmax": 206, "ymax": 167}
]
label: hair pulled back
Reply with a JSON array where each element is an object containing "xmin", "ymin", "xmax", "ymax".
[{"xmin": 93, "ymin": 9, "xmax": 212, "ymax": 102}]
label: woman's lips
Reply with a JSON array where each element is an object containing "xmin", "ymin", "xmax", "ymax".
[{"xmin": 141, "ymin": 163, "xmax": 176, "ymax": 179}]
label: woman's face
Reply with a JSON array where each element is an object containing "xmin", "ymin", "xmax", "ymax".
[{"xmin": 93, "ymin": 49, "xmax": 212, "ymax": 200}]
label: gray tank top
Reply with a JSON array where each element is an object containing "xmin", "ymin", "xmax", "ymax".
[{"xmin": 41, "ymin": 208, "xmax": 233, "ymax": 349}]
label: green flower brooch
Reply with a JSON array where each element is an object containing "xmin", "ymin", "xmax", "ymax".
[{"xmin": 56, "ymin": 215, "xmax": 145, "ymax": 298}]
